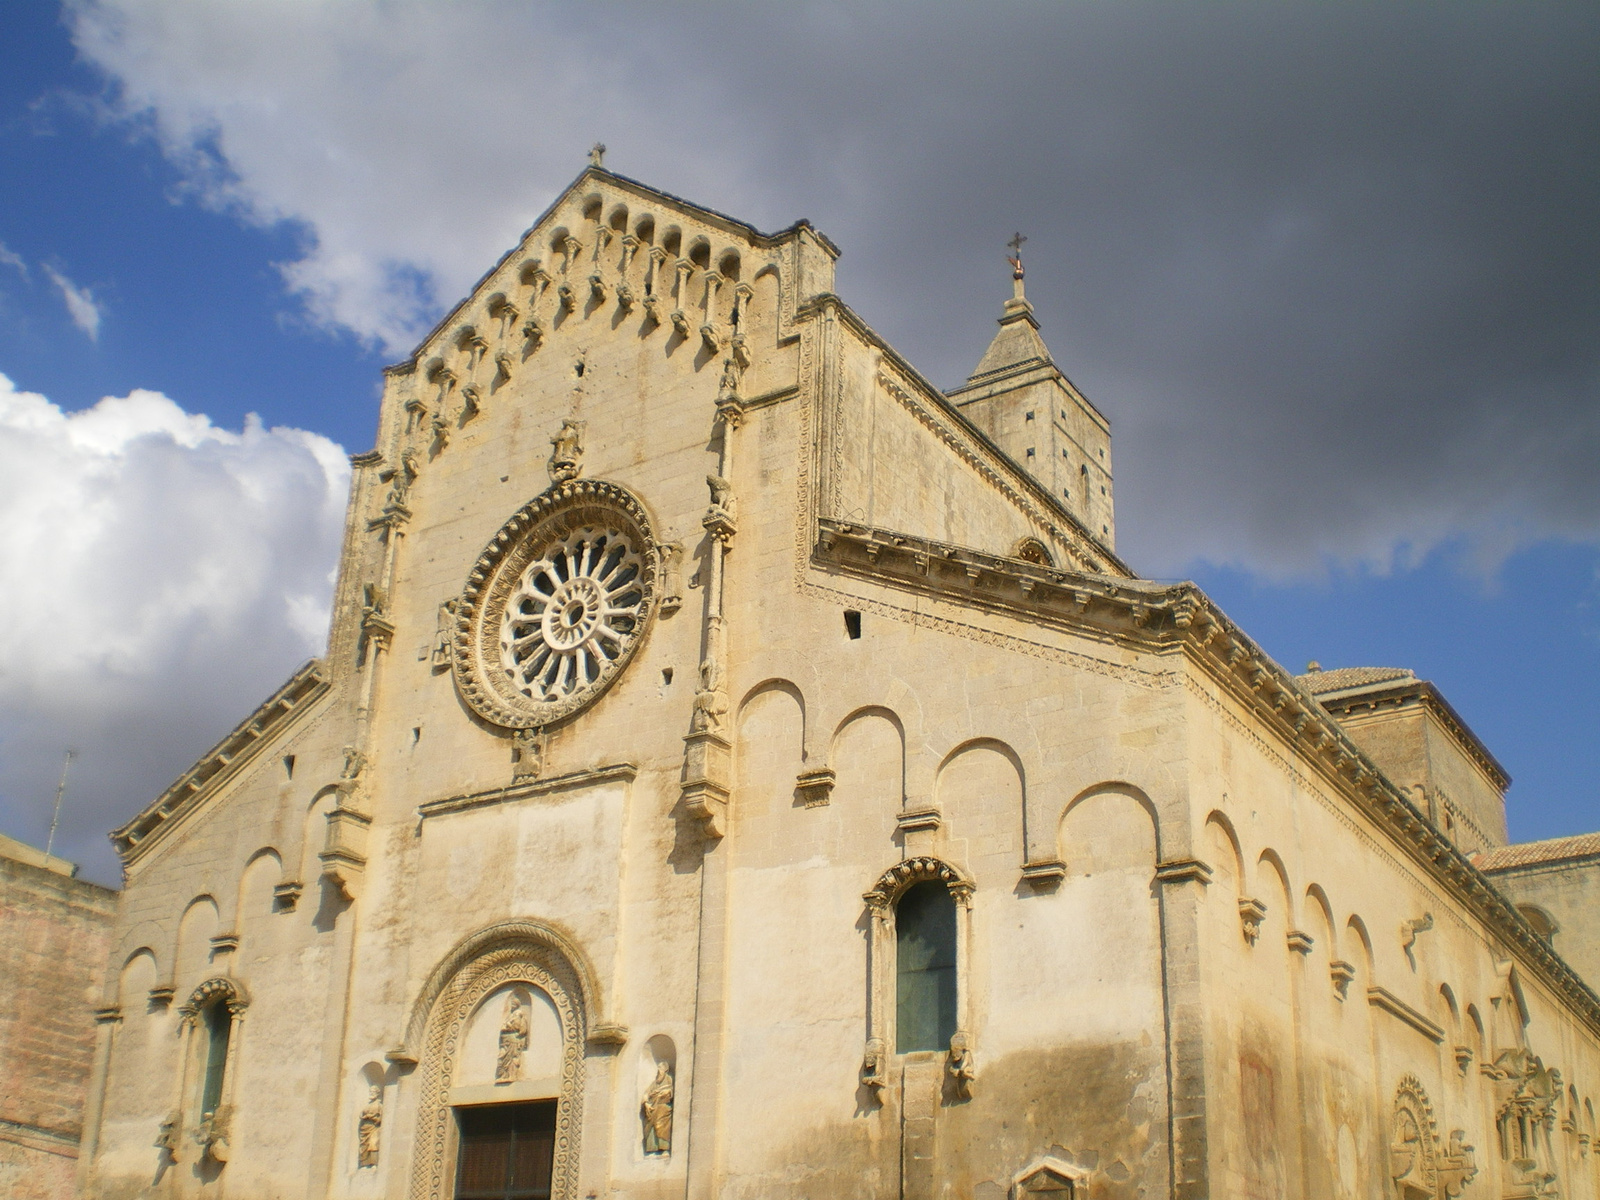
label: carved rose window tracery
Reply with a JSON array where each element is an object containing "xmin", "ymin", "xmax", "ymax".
[
  {"xmin": 499, "ymin": 526, "xmax": 646, "ymax": 701},
  {"xmin": 453, "ymin": 480, "xmax": 658, "ymax": 729}
]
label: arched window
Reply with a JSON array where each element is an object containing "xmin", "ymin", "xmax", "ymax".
[
  {"xmin": 199, "ymin": 999, "xmax": 231, "ymax": 1119},
  {"xmin": 896, "ymin": 882, "xmax": 957, "ymax": 1052}
]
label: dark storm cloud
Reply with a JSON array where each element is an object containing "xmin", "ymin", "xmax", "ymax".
[{"xmin": 578, "ymin": 2, "xmax": 1598, "ymax": 577}]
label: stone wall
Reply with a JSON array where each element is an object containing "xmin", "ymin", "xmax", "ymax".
[{"xmin": 0, "ymin": 834, "xmax": 117, "ymax": 1200}]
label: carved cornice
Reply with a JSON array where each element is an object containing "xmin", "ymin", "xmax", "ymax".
[
  {"xmin": 416, "ymin": 764, "xmax": 637, "ymax": 819},
  {"xmin": 111, "ymin": 660, "xmax": 330, "ymax": 866},
  {"xmin": 814, "ymin": 516, "xmax": 1600, "ymax": 1038}
]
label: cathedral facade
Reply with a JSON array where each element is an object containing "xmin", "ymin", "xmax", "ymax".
[{"xmin": 81, "ymin": 165, "xmax": 1600, "ymax": 1200}]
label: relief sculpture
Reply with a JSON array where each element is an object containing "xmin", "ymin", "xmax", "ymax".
[{"xmin": 495, "ymin": 994, "xmax": 530, "ymax": 1084}]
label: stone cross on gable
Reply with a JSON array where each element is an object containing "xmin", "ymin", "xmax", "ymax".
[{"xmin": 589, "ymin": 142, "xmax": 606, "ymax": 168}]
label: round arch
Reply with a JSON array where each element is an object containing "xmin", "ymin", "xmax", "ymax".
[{"xmin": 403, "ymin": 921, "xmax": 600, "ymax": 1200}]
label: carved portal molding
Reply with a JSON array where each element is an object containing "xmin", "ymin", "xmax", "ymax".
[
  {"xmin": 177, "ymin": 976, "xmax": 249, "ymax": 1025},
  {"xmin": 406, "ymin": 930, "xmax": 590, "ymax": 1200},
  {"xmin": 863, "ymin": 856, "xmax": 973, "ymax": 911},
  {"xmin": 452, "ymin": 479, "xmax": 659, "ymax": 729},
  {"xmin": 1390, "ymin": 1073, "xmax": 1476, "ymax": 1199}
]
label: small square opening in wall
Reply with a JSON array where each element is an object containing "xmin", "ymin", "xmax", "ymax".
[
  {"xmin": 1025, "ymin": 447, "xmax": 1035, "ymax": 458},
  {"xmin": 1025, "ymin": 411, "xmax": 1035, "ymax": 421},
  {"xmin": 844, "ymin": 611, "xmax": 862, "ymax": 640}
]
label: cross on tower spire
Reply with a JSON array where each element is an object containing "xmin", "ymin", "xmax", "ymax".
[
  {"xmin": 1006, "ymin": 232, "xmax": 1027, "ymax": 280},
  {"xmin": 589, "ymin": 142, "xmax": 607, "ymax": 168}
]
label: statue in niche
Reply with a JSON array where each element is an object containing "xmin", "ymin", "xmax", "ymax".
[
  {"xmin": 548, "ymin": 419, "xmax": 586, "ymax": 483},
  {"xmin": 431, "ymin": 598, "xmax": 458, "ymax": 670},
  {"xmin": 496, "ymin": 994, "xmax": 530, "ymax": 1083},
  {"xmin": 946, "ymin": 1032, "xmax": 975, "ymax": 1100},
  {"xmin": 641, "ymin": 1061, "xmax": 674, "ymax": 1155},
  {"xmin": 690, "ymin": 659, "xmax": 729, "ymax": 736},
  {"xmin": 357, "ymin": 1084, "xmax": 383, "ymax": 1168}
]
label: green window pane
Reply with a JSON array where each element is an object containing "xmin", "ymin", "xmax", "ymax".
[
  {"xmin": 200, "ymin": 1002, "xmax": 230, "ymax": 1117},
  {"xmin": 895, "ymin": 881, "xmax": 957, "ymax": 1053}
]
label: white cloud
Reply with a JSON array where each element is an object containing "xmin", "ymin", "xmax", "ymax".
[
  {"xmin": 42, "ymin": 263, "xmax": 103, "ymax": 339},
  {"xmin": 0, "ymin": 373, "xmax": 348, "ymax": 883},
  {"xmin": 0, "ymin": 242, "xmax": 26, "ymax": 277}
]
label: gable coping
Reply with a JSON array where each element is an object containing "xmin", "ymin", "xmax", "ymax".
[{"xmin": 109, "ymin": 659, "xmax": 330, "ymax": 865}]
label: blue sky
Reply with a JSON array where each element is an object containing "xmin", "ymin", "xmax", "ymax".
[{"xmin": 0, "ymin": 2, "xmax": 1595, "ymax": 884}]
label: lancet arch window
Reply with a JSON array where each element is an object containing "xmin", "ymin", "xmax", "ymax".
[{"xmin": 862, "ymin": 858, "xmax": 974, "ymax": 1077}]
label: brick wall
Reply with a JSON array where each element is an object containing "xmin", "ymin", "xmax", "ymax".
[{"xmin": 0, "ymin": 840, "xmax": 117, "ymax": 1200}]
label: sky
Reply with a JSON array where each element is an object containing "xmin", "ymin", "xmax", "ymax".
[{"xmin": 0, "ymin": 1, "xmax": 1596, "ymax": 887}]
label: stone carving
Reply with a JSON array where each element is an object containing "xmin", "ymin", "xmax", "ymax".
[
  {"xmin": 155, "ymin": 1111, "xmax": 181, "ymax": 1161},
  {"xmin": 1238, "ymin": 897, "xmax": 1266, "ymax": 944},
  {"xmin": 380, "ymin": 449, "xmax": 419, "ymax": 510},
  {"xmin": 196, "ymin": 1105, "xmax": 231, "ymax": 1163},
  {"xmin": 690, "ymin": 659, "xmax": 729, "ymax": 736},
  {"xmin": 340, "ymin": 745, "xmax": 367, "ymax": 782},
  {"xmin": 794, "ymin": 767, "xmax": 837, "ymax": 808},
  {"xmin": 1390, "ymin": 1075, "xmax": 1475, "ymax": 1199},
  {"xmin": 946, "ymin": 1031, "xmax": 975, "ymax": 1100},
  {"xmin": 864, "ymin": 856, "xmax": 973, "ymax": 909},
  {"xmin": 431, "ymin": 598, "xmax": 458, "ymax": 670},
  {"xmin": 588, "ymin": 142, "xmax": 605, "ymax": 168},
  {"xmin": 430, "ymin": 409, "xmax": 451, "ymax": 450},
  {"xmin": 548, "ymin": 419, "xmax": 586, "ymax": 483},
  {"xmin": 357, "ymin": 1084, "xmax": 383, "ymax": 1168},
  {"xmin": 1486, "ymin": 1047, "xmax": 1562, "ymax": 1195},
  {"xmin": 703, "ymin": 474, "xmax": 737, "ymax": 542},
  {"xmin": 641, "ymin": 1061, "xmax": 673, "ymax": 1155},
  {"xmin": 1013, "ymin": 1164, "xmax": 1076, "ymax": 1196},
  {"xmin": 1330, "ymin": 959, "xmax": 1356, "ymax": 1000},
  {"xmin": 511, "ymin": 728, "xmax": 544, "ymax": 782},
  {"xmin": 657, "ymin": 541, "xmax": 684, "ymax": 614},
  {"xmin": 460, "ymin": 383, "xmax": 482, "ymax": 419},
  {"xmin": 1454, "ymin": 1044, "xmax": 1474, "ymax": 1076},
  {"xmin": 861, "ymin": 1037, "xmax": 886, "ymax": 1097},
  {"xmin": 495, "ymin": 351, "xmax": 514, "ymax": 383},
  {"xmin": 1401, "ymin": 912, "xmax": 1434, "ymax": 964},
  {"xmin": 495, "ymin": 993, "xmax": 529, "ymax": 1083}
]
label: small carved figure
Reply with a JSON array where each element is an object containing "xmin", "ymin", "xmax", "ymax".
[
  {"xmin": 549, "ymin": 419, "xmax": 586, "ymax": 483},
  {"xmin": 658, "ymin": 541, "xmax": 685, "ymax": 614},
  {"xmin": 511, "ymin": 728, "xmax": 543, "ymax": 782},
  {"xmin": 340, "ymin": 745, "xmax": 367, "ymax": 782},
  {"xmin": 496, "ymin": 994, "xmax": 530, "ymax": 1083},
  {"xmin": 946, "ymin": 1031, "xmax": 975, "ymax": 1100},
  {"xmin": 690, "ymin": 659, "xmax": 729, "ymax": 736},
  {"xmin": 431, "ymin": 598, "xmax": 458, "ymax": 669},
  {"xmin": 641, "ymin": 1061, "xmax": 674, "ymax": 1155},
  {"xmin": 861, "ymin": 1037, "xmax": 886, "ymax": 1096},
  {"xmin": 718, "ymin": 356, "xmax": 741, "ymax": 397},
  {"xmin": 430, "ymin": 409, "xmax": 450, "ymax": 449},
  {"xmin": 380, "ymin": 449, "xmax": 419, "ymax": 509},
  {"xmin": 357, "ymin": 1084, "xmax": 383, "ymax": 1168},
  {"xmin": 196, "ymin": 1106, "xmax": 231, "ymax": 1163},
  {"xmin": 495, "ymin": 351, "xmax": 514, "ymax": 382},
  {"xmin": 705, "ymin": 474, "xmax": 735, "ymax": 520},
  {"xmin": 155, "ymin": 1112, "xmax": 181, "ymax": 1161}
]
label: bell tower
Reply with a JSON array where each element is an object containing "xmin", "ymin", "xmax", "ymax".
[{"xmin": 946, "ymin": 236, "xmax": 1115, "ymax": 550}]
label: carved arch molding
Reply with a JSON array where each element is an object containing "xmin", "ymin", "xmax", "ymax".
[
  {"xmin": 1390, "ymin": 1074, "xmax": 1476, "ymax": 1200},
  {"xmin": 408, "ymin": 930, "xmax": 590, "ymax": 1200}
]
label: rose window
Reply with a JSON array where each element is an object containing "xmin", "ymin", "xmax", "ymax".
[
  {"xmin": 500, "ymin": 528, "xmax": 645, "ymax": 701},
  {"xmin": 452, "ymin": 480, "xmax": 658, "ymax": 728}
]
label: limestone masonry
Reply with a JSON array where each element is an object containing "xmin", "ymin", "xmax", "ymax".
[{"xmin": 77, "ymin": 163, "xmax": 1600, "ymax": 1199}]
